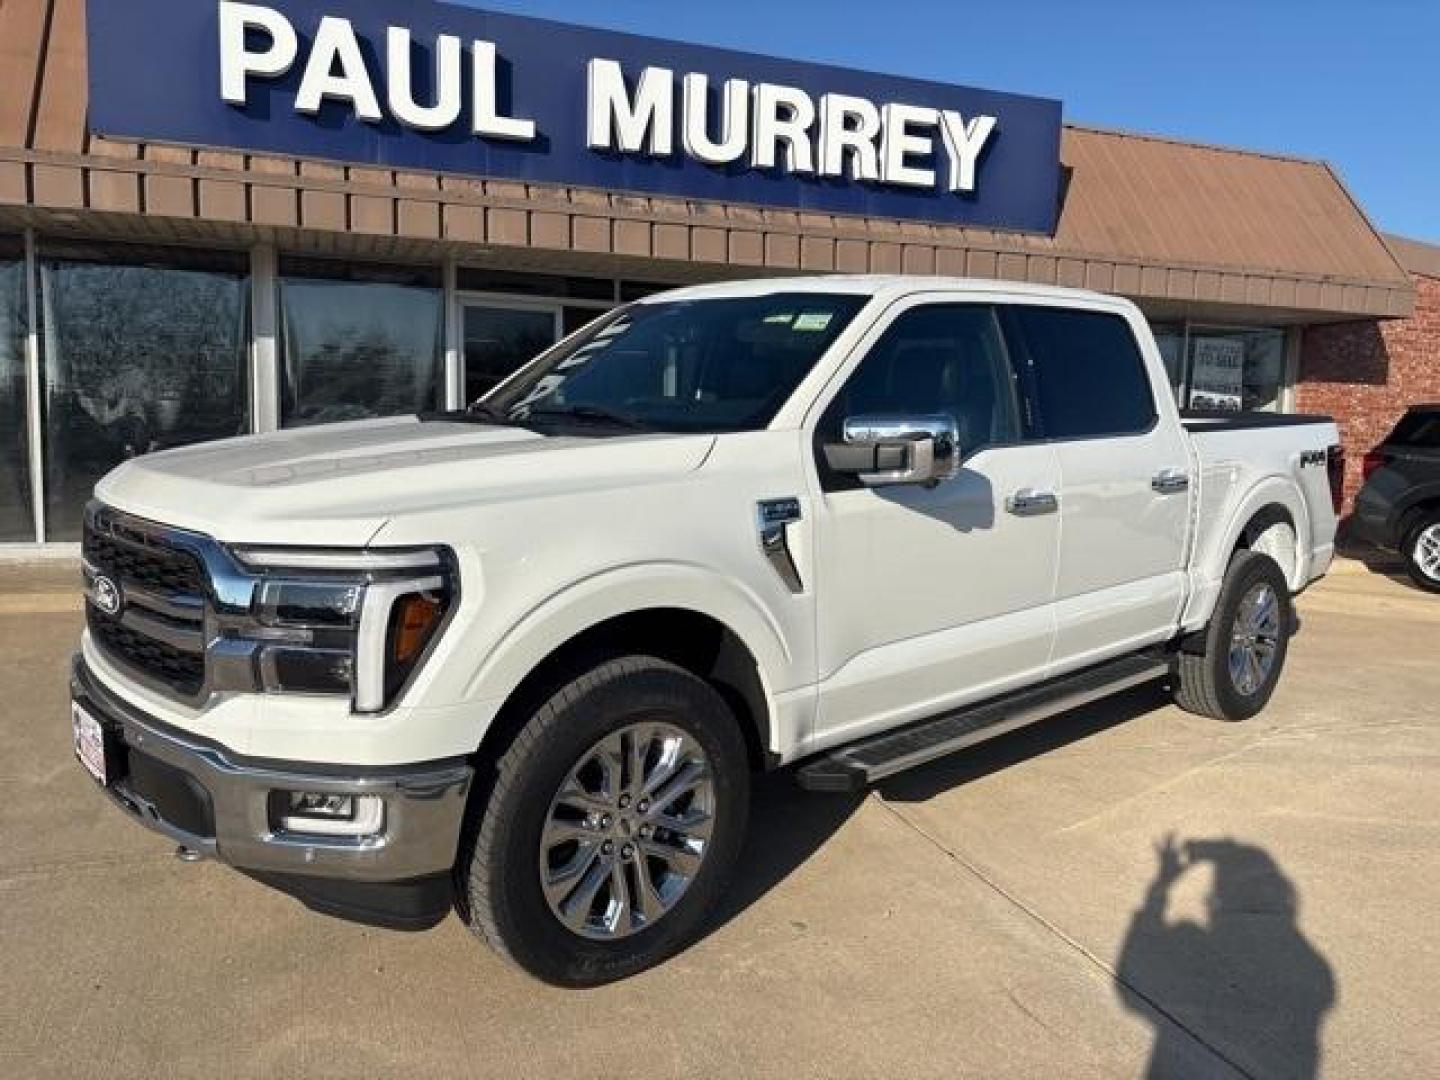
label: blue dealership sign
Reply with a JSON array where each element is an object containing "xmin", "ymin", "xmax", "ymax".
[{"xmin": 87, "ymin": 0, "xmax": 1063, "ymax": 233}]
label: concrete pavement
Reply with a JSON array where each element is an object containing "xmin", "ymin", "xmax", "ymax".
[{"xmin": 1, "ymin": 560, "xmax": 1436, "ymax": 1078}]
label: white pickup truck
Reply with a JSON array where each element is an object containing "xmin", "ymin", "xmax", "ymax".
[{"xmin": 71, "ymin": 276, "xmax": 1343, "ymax": 985}]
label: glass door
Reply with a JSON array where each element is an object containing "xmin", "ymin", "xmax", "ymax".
[{"xmin": 461, "ymin": 300, "xmax": 563, "ymax": 405}]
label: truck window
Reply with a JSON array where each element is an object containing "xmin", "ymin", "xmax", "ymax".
[
  {"xmin": 483, "ymin": 292, "xmax": 867, "ymax": 433},
  {"xmin": 820, "ymin": 304, "xmax": 1022, "ymax": 456},
  {"xmin": 1006, "ymin": 307, "xmax": 1157, "ymax": 439}
]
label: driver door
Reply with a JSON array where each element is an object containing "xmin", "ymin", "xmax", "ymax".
[{"xmin": 808, "ymin": 299, "xmax": 1062, "ymax": 750}]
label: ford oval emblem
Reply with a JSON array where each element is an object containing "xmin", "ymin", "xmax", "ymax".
[{"xmin": 93, "ymin": 575, "xmax": 122, "ymax": 616}]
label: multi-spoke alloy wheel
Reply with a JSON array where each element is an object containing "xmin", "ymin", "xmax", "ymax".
[
  {"xmin": 1228, "ymin": 582, "xmax": 1281, "ymax": 696},
  {"xmin": 541, "ymin": 724, "xmax": 715, "ymax": 940}
]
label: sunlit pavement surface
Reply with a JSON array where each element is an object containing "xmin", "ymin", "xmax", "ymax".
[{"xmin": 1, "ymin": 556, "xmax": 1436, "ymax": 1079}]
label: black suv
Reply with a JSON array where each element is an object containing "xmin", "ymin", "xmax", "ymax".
[{"xmin": 1352, "ymin": 405, "xmax": 1440, "ymax": 592}]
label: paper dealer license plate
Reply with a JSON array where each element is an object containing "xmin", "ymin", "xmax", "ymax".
[{"xmin": 72, "ymin": 702, "xmax": 108, "ymax": 785}]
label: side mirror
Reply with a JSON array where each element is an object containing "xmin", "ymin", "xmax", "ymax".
[{"xmin": 823, "ymin": 414, "xmax": 962, "ymax": 488}]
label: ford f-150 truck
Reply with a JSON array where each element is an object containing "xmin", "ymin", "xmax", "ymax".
[{"xmin": 70, "ymin": 277, "xmax": 1343, "ymax": 986}]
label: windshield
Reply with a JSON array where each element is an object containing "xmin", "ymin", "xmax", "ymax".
[{"xmin": 479, "ymin": 292, "xmax": 869, "ymax": 433}]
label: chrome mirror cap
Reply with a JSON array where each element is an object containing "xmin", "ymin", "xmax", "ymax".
[{"xmin": 833, "ymin": 414, "xmax": 962, "ymax": 488}]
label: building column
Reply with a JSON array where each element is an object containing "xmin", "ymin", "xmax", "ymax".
[
  {"xmin": 250, "ymin": 243, "xmax": 280, "ymax": 432},
  {"xmin": 443, "ymin": 256, "xmax": 463, "ymax": 411},
  {"xmin": 23, "ymin": 228, "xmax": 44, "ymax": 543}
]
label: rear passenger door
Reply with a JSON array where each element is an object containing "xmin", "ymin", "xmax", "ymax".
[{"xmin": 1004, "ymin": 304, "xmax": 1193, "ymax": 672}]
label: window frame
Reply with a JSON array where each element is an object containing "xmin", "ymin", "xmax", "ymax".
[{"xmin": 456, "ymin": 292, "xmax": 566, "ymax": 405}]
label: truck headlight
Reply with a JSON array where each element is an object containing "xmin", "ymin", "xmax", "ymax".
[{"xmin": 230, "ymin": 546, "xmax": 457, "ymax": 713}]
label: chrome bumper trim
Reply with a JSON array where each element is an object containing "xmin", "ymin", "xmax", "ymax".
[{"xmin": 71, "ymin": 655, "xmax": 472, "ymax": 883}]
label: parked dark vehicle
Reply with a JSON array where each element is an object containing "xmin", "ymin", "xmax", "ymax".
[{"xmin": 1352, "ymin": 405, "xmax": 1440, "ymax": 592}]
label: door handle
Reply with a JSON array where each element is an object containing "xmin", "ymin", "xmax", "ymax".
[
  {"xmin": 1006, "ymin": 489, "xmax": 1059, "ymax": 517},
  {"xmin": 1152, "ymin": 469, "xmax": 1191, "ymax": 495}
]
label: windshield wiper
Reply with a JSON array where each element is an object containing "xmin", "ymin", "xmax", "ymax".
[
  {"xmin": 427, "ymin": 403, "xmax": 533, "ymax": 428},
  {"xmin": 524, "ymin": 405, "xmax": 655, "ymax": 431}
]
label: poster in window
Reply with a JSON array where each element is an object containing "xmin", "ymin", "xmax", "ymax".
[{"xmin": 1189, "ymin": 337, "xmax": 1246, "ymax": 412}]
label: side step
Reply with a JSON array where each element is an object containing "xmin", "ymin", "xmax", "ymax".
[{"xmin": 797, "ymin": 653, "xmax": 1171, "ymax": 793}]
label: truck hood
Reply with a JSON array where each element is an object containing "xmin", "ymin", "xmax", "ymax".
[{"xmin": 94, "ymin": 417, "xmax": 716, "ymax": 546}]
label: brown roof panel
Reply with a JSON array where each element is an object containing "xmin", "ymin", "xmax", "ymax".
[
  {"xmin": 0, "ymin": 0, "xmax": 50, "ymax": 148},
  {"xmin": 1385, "ymin": 233, "xmax": 1440, "ymax": 280},
  {"xmin": 1056, "ymin": 126, "xmax": 1409, "ymax": 287}
]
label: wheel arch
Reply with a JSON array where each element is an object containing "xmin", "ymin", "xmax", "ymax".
[
  {"xmin": 1393, "ymin": 487, "xmax": 1440, "ymax": 545},
  {"xmin": 1216, "ymin": 478, "xmax": 1311, "ymax": 592},
  {"xmin": 464, "ymin": 566, "xmax": 796, "ymax": 774},
  {"xmin": 1232, "ymin": 501, "xmax": 1301, "ymax": 587}
]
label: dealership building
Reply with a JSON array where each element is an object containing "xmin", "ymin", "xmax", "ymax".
[{"xmin": 1, "ymin": 0, "xmax": 1436, "ymax": 552}]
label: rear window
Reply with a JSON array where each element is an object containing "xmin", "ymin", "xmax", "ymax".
[
  {"xmin": 1390, "ymin": 409, "xmax": 1440, "ymax": 448},
  {"xmin": 1006, "ymin": 307, "xmax": 1157, "ymax": 440}
]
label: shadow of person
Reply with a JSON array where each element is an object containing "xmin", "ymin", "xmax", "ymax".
[{"xmin": 1118, "ymin": 836, "xmax": 1337, "ymax": 1080}]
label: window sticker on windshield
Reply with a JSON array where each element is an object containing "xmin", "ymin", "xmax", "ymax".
[
  {"xmin": 764, "ymin": 312, "xmax": 796, "ymax": 324},
  {"xmin": 793, "ymin": 311, "xmax": 835, "ymax": 332}
]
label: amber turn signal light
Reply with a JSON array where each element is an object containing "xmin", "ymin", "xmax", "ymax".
[{"xmin": 391, "ymin": 594, "xmax": 443, "ymax": 665}]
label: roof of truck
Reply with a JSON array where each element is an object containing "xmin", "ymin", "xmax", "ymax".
[{"xmin": 641, "ymin": 275, "xmax": 1124, "ymax": 308}]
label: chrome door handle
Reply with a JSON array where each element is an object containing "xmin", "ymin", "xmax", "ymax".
[
  {"xmin": 1152, "ymin": 469, "xmax": 1191, "ymax": 495},
  {"xmin": 1006, "ymin": 489, "xmax": 1059, "ymax": 517}
]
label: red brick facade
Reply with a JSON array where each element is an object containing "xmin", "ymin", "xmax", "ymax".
[{"xmin": 1297, "ymin": 273, "xmax": 1440, "ymax": 513}]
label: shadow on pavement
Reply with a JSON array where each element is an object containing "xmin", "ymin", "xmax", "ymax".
[
  {"xmin": 1118, "ymin": 835, "xmax": 1337, "ymax": 1080},
  {"xmin": 712, "ymin": 682, "xmax": 1172, "ymax": 936},
  {"xmin": 707, "ymin": 767, "xmax": 864, "ymax": 934},
  {"xmin": 877, "ymin": 681, "xmax": 1173, "ymax": 805},
  {"xmin": 716, "ymin": 685, "xmax": 1338, "ymax": 1079}
]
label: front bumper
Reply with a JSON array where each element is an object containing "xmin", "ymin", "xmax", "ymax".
[{"xmin": 71, "ymin": 654, "xmax": 473, "ymax": 886}]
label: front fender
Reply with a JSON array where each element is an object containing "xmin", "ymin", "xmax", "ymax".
[{"xmin": 459, "ymin": 561, "xmax": 805, "ymax": 746}]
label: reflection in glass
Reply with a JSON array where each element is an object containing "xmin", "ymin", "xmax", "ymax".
[
  {"xmin": 464, "ymin": 305, "xmax": 558, "ymax": 403},
  {"xmin": 280, "ymin": 273, "xmax": 442, "ymax": 427},
  {"xmin": 0, "ymin": 240, "xmax": 33, "ymax": 541},
  {"xmin": 40, "ymin": 248, "xmax": 249, "ymax": 541}
]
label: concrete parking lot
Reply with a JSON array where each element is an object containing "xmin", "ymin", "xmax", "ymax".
[{"xmin": 1, "ymin": 558, "xmax": 1436, "ymax": 1079}]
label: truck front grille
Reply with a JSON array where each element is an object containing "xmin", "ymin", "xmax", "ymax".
[
  {"xmin": 83, "ymin": 516, "xmax": 205, "ymax": 595},
  {"xmin": 83, "ymin": 506, "xmax": 210, "ymax": 700},
  {"xmin": 87, "ymin": 609, "xmax": 206, "ymax": 696}
]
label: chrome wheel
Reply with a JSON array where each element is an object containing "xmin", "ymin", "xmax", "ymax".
[
  {"xmin": 1415, "ymin": 524, "xmax": 1440, "ymax": 582},
  {"xmin": 539, "ymin": 723, "xmax": 715, "ymax": 941},
  {"xmin": 1228, "ymin": 582, "xmax": 1282, "ymax": 696}
]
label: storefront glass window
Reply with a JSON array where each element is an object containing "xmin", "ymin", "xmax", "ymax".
[
  {"xmin": 463, "ymin": 304, "xmax": 559, "ymax": 402},
  {"xmin": 40, "ymin": 244, "xmax": 250, "ymax": 541},
  {"xmin": 1185, "ymin": 328, "xmax": 1287, "ymax": 413},
  {"xmin": 280, "ymin": 259, "xmax": 443, "ymax": 427},
  {"xmin": 0, "ymin": 237, "xmax": 33, "ymax": 541}
]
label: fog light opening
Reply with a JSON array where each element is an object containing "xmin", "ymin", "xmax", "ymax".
[{"xmin": 277, "ymin": 791, "xmax": 385, "ymax": 838}]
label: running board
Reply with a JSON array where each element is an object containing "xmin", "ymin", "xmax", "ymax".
[{"xmin": 796, "ymin": 653, "xmax": 1172, "ymax": 793}]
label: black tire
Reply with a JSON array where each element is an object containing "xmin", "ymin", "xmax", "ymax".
[
  {"xmin": 463, "ymin": 656, "xmax": 750, "ymax": 987},
  {"xmin": 1174, "ymin": 551, "xmax": 1294, "ymax": 722},
  {"xmin": 1401, "ymin": 512, "xmax": 1440, "ymax": 594}
]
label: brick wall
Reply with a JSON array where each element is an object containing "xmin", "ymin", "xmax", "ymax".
[{"xmin": 1297, "ymin": 272, "xmax": 1440, "ymax": 513}]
